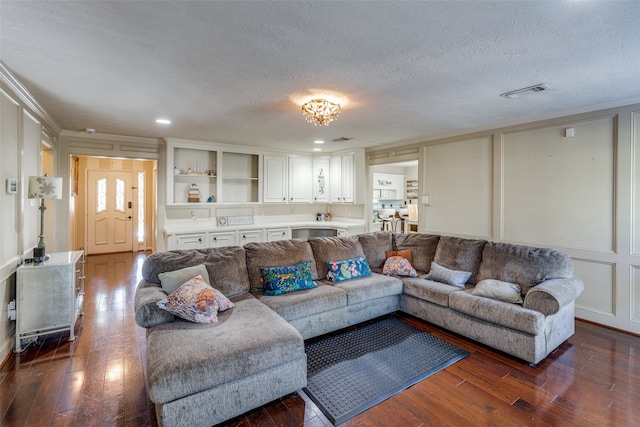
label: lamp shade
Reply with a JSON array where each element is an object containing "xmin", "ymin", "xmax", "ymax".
[{"xmin": 28, "ymin": 176, "xmax": 63, "ymax": 199}]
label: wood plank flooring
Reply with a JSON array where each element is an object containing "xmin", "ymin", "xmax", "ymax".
[{"xmin": 1, "ymin": 251, "xmax": 639, "ymax": 426}]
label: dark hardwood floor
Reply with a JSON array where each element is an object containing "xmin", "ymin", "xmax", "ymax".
[{"xmin": 0, "ymin": 251, "xmax": 639, "ymax": 426}]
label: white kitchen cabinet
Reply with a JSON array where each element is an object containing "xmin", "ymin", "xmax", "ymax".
[
  {"xmin": 265, "ymin": 228, "xmax": 290, "ymax": 242},
  {"xmin": 263, "ymin": 154, "xmax": 288, "ymax": 203},
  {"xmin": 15, "ymin": 251, "xmax": 85, "ymax": 352},
  {"xmin": 238, "ymin": 229, "xmax": 263, "ymax": 245},
  {"xmin": 312, "ymin": 156, "xmax": 331, "ymax": 203},
  {"xmin": 330, "ymin": 153, "xmax": 354, "ymax": 203},
  {"xmin": 288, "ymin": 156, "xmax": 312, "ymax": 202},
  {"xmin": 264, "ymin": 155, "xmax": 312, "ymax": 203},
  {"xmin": 173, "ymin": 233, "xmax": 206, "ymax": 249},
  {"xmin": 209, "ymin": 231, "xmax": 236, "ymax": 248}
]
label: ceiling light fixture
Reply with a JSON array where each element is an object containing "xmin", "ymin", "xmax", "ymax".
[
  {"xmin": 301, "ymin": 99, "xmax": 341, "ymax": 126},
  {"xmin": 155, "ymin": 118, "xmax": 171, "ymax": 124},
  {"xmin": 314, "ymin": 140, "xmax": 324, "ymax": 144}
]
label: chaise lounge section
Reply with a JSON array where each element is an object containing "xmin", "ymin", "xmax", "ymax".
[{"xmin": 134, "ymin": 231, "xmax": 583, "ymax": 427}]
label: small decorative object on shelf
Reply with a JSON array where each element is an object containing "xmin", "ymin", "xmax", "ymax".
[
  {"xmin": 174, "ymin": 166, "xmax": 181, "ymax": 175},
  {"xmin": 207, "ymin": 195, "xmax": 215, "ymax": 203},
  {"xmin": 188, "ymin": 183, "xmax": 200, "ymax": 203}
]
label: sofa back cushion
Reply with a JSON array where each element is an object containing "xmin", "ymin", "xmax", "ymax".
[
  {"xmin": 142, "ymin": 246, "xmax": 249, "ymax": 297},
  {"xmin": 142, "ymin": 246, "xmax": 250, "ymax": 298},
  {"xmin": 245, "ymin": 239, "xmax": 319, "ymax": 294},
  {"xmin": 433, "ymin": 236, "xmax": 487, "ymax": 285},
  {"xmin": 357, "ymin": 231, "xmax": 393, "ymax": 268},
  {"xmin": 308, "ymin": 235, "xmax": 365, "ymax": 279},
  {"xmin": 392, "ymin": 233, "xmax": 440, "ymax": 273},
  {"xmin": 476, "ymin": 242, "xmax": 573, "ymax": 286}
]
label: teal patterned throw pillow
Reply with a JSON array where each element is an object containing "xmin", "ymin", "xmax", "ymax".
[
  {"xmin": 260, "ymin": 260, "xmax": 317, "ymax": 296},
  {"xmin": 326, "ymin": 256, "xmax": 372, "ymax": 283}
]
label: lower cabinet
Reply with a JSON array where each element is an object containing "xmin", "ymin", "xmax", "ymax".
[
  {"xmin": 238, "ymin": 229, "xmax": 263, "ymax": 245},
  {"xmin": 174, "ymin": 233, "xmax": 206, "ymax": 249},
  {"xmin": 265, "ymin": 228, "xmax": 290, "ymax": 242},
  {"xmin": 209, "ymin": 231, "xmax": 236, "ymax": 248}
]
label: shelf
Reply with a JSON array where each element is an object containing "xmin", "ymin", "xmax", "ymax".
[{"xmin": 175, "ymin": 174, "xmax": 217, "ymax": 178}]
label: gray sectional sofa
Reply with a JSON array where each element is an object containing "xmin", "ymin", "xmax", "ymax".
[{"xmin": 134, "ymin": 231, "xmax": 584, "ymax": 427}]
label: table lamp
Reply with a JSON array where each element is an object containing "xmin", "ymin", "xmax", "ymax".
[{"xmin": 28, "ymin": 175, "xmax": 63, "ymax": 261}]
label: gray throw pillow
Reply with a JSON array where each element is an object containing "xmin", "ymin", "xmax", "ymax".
[
  {"xmin": 158, "ymin": 264, "xmax": 210, "ymax": 294},
  {"xmin": 472, "ymin": 279, "xmax": 523, "ymax": 304},
  {"xmin": 424, "ymin": 262, "xmax": 471, "ymax": 287}
]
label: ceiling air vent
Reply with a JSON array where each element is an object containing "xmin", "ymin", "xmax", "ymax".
[
  {"xmin": 331, "ymin": 137, "xmax": 353, "ymax": 142},
  {"xmin": 500, "ymin": 83, "xmax": 550, "ymax": 99}
]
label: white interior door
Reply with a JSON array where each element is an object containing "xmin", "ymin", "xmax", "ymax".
[{"xmin": 87, "ymin": 170, "xmax": 133, "ymax": 254}]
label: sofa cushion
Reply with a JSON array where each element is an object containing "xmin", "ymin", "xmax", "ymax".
[
  {"xmin": 256, "ymin": 283, "xmax": 347, "ymax": 321},
  {"xmin": 326, "ymin": 256, "xmax": 372, "ymax": 283},
  {"xmin": 401, "ymin": 277, "xmax": 464, "ymax": 307},
  {"xmin": 449, "ymin": 289, "xmax": 544, "ymax": 335},
  {"xmin": 317, "ymin": 273, "xmax": 403, "ymax": 305},
  {"xmin": 158, "ymin": 264, "xmax": 210, "ymax": 294},
  {"xmin": 382, "ymin": 256, "xmax": 417, "ymax": 277},
  {"xmin": 472, "ymin": 279, "xmax": 523, "ymax": 304},
  {"xmin": 393, "ymin": 233, "xmax": 440, "ymax": 274},
  {"xmin": 424, "ymin": 262, "xmax": 472, "ymax": 288},
  {"xmin": 260, "ymin": 260, "xmax": 317, "ymax": 296},
  {"xmin": 142, "ymin": 246, "xmax": 250, "ymax": 297},
  {"xmin": 476, "ymin": 242, "xmax": 573, "ymax": 287},
  {"xmin": 358, "ymin": 231, "xmax": 393, "ymax": 268},
  {"xmin": 146, "ymin": 294, "xmax": 305, "ymax": 405},
  {"xmin": 245, "ymin": 239, "xmax": 319, "ymax": 294},
  {"xmin": 308, "ymin": 236, "xmax": 365, "ymax": 279},
  {"xmin": 433, "ymin": 236, "xmax": 486, "ymax": 285}
]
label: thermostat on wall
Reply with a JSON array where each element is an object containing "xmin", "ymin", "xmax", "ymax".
[{"xmin": 6, "ymin": 178, "xmax": 17, "ymax": 194}]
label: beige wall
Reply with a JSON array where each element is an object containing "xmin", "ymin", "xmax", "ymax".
[
  {"xmin": 0, "ymin": 70, "xmax": 61, "ymax": 362},
  {"xmin": 368, "ymin": 104, "xmax": 640, "ymax": 334}
]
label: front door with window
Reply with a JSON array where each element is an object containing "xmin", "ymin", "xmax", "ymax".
[{"xmin": 87, "ymin": 170, "xmax": 133, "ymax": 254}]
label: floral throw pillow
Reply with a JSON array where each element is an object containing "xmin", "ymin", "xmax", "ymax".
[
  {"xmin": 383, "ymin": 256, "xmax": 418, "ymax": 277},
  {"xmin": 157, "ymin": 275, "xmax": 223, "ymax": 323},
  {"xmin": 326, "ymin": 256, "xmax": 372, "ymax": 283},
  {"xmin": 260, "ymin": 260, "xmax": 317, "ymax": 296},
  {"xmin": 424, "ymin": 262, "xmax": 472, "ymax": 288}
]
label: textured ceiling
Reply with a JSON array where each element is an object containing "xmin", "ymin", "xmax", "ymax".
[{"xmin": 2, "ymin": 1, "xmax": 640, "ymax": 153}]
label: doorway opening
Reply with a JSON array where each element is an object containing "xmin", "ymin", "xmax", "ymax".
[
  {"xmin": 370, "ymin": 160, "xmax": 419, "ymax": 234},
  {"xmin": 70, "ymin": 156, "xmax": 157, "ymax": 255}
]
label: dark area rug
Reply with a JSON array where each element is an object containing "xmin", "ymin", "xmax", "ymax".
[{"xmin": 303, "ymin": 316, "xmax": 469, "ymax": 425}]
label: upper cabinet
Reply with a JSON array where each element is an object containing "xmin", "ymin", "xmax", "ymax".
[
  {"xmin": 330, "ymin": 153, "xmax": 355, "ymax": 203},
  {"xmin": 167, "ymin": 140, "xmax": 364, "ymax": 206},
  {"xmin": 263, "ymin": 155, "xmax": 312, "ymax": 203},
  {"xmin": 373, "ymin": 173, "xmax": 405, "ymax": 200},
  {"xmin": 263, "ymin": 155, "xmax": 288, "ymax": 203},
  {"xmin": 288, "ymin": 156, "xmax": 312, "ymax": 203}
]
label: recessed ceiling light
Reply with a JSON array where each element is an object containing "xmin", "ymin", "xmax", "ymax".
[
  {"xmin": 155, "ymin": 118, "xmax": 171, "ymax": 124},
  {"xmin": 313, "ymin": 148, "xmax": 322, "ymax": 151},
  {"xmin": 314, "ymin": 140, "xmax": 324, "ymax": 144}
]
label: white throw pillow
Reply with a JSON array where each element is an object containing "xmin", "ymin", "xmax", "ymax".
[
  {"xmin": 472, "ymin": 279, "xmax": 523, "ymax": 304},
  {"xmin": 158, "ymin": 264, "xmax": 210, "ymax": 294},
  {"xmin": 424, "ymin": 262, "xmax": 472, "ymax": 287}
]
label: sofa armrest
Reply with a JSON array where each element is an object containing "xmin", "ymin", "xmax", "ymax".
[
  {"xmin": 134, "ymin": 281, "xmax": 175, "ymax": 328},
  {"xmin": 523, "ymin": 277, "xmax": 584, "ymax": 315}
]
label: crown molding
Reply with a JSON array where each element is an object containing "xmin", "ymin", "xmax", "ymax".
[{"xmin": 0, "ymin": 61, "xmax": 62, "ymax": 135}]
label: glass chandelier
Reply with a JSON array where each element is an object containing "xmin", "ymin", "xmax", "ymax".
[{"xmin": 301, "ymin": 99, "xmax": 341, "ymax": 126}]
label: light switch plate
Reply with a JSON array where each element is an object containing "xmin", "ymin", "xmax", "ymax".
[{"xmin": 422, "ymin": 194, "xmax": 431, "ymax": 206}]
